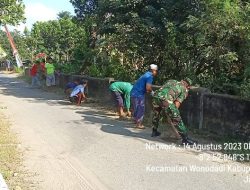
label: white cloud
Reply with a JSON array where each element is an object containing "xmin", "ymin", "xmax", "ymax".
[
  {"xmin": 10, "ymin": 2, "xmax": 58, "ymax": 32},
  {"xmin": 25, "ymin": 2, "xmax": 58, "ymax": 23},
  {"xmin": 14, "ymin": 23, "xmax": 26, "ymax": 32}
]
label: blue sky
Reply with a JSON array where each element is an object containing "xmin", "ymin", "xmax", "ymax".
[
  {"xmin": 14, "ymin": 0, "xmax": 75, "ymax": 31},
  {"xmin": 23, "ymin": 0, "xmax": 75, "ymax": 13}
]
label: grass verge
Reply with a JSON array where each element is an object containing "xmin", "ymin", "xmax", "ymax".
[{"xmin": 0, "ymin": 114, "xmax": 28, "ymax": 189}]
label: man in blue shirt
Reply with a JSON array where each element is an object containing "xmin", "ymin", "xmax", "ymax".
[
  {"xmin": 131, "ymin": 64, "xmax": 158, "ymax": 129},
  {"xmin": 70, "ymin": 80, "xmax": 87, "ymax": 106},
  {"xmin": 64, "ymin": 78, "xmax": 80, "ymax": 97}
]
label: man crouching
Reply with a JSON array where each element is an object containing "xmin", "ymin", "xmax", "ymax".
[
  {"xmin": 151, "ymin": 78, "xmax": 197, "ymax": 145},
  {"xmin": 69, "ymin": 80, "xmax": 87, "ymax": 106}
]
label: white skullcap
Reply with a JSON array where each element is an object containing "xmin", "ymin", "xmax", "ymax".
[{"xmin": 150, "ymin": 64, "xmax": 158, "ymax": 70}]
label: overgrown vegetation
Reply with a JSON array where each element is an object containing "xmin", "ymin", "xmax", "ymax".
[{"xmin": 1, "ymin": 0, "xmax": 250, "ymax": 99}]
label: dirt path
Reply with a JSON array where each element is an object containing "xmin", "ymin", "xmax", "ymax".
[{"xmin": 0, "ymin": 72, "xmax": 249, "ymax": 190}]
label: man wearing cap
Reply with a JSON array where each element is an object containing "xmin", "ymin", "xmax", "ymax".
[
  {"xmin": 151, "ymin": 78, "xmax": 197, "ymax": 145},
  {"xmin": 130, "ymin": 64, "xmax": 158, "ymax": 129}
]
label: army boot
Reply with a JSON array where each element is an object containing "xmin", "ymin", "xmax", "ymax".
[{"xmin": 151, "ymin": 128, "xmax": 161, "ymax": 137}]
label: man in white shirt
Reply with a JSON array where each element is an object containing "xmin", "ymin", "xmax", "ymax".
[{"xmin": 69, "ymin": 80, "xmax": 87, "ymax": 105}]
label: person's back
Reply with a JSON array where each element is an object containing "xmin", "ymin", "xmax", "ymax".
[
  {"xmin": 64, "ymin": 81, "xmax": 78, "ymax": 97},
  {"xmin": 30, "ymin": 64, "xmax": 38, "ymax": 77},
  {"xmin": 30, "ymin": 62, "xmax": 41, "ymax": 87},
  {"xmin": 130, "ymin": 64, "xmax": 158, "ymax": 129},
  {"xmin": 131, "ymin": 71, "xmax": 153, "ymax": 97},
  {"xmin": 151, "ymin": 78, "xmax": 197, "ymax": 144},
  {"xmin": 70, "ymin": 84, "xmax": 84, "ymax": 97},
  {"xmin": 45, "ymin": 62, "xmax": 55, "ymax": 75},
  {"xmin": 155, "ymin": 80, "xmax": 188, "ymax": 103},
  {"xmin": 109, "ymin": 82, "xmax": 133, "ymax": 95},
  {"xmin": 66, "ymin": 82, "xmax": 78, "ymax": 90},
  {"xmin": 109, "ymin": 82, "xmax": 133, "ymax": 117},
  {"xmin": 69, "ymin": 81, "xmax": 87, "ymax": 105}
]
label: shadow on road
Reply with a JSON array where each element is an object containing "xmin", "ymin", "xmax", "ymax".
[
  {"xmin": 76, "ymin": 110, "xmax": 180, "ymax": 145},
  {"xmin": 0, "ymin": 74, "xmax": 63, "ymax": 103}
]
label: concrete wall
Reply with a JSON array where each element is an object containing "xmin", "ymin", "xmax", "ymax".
[
  {"xmin": 202, "ymin": 94, "xmax": 250, "ymax": 140},
  {"xmin": 24, "ymin": 68, "xmax": 250, "ymax": 139},
  {"xmin": 180, "ymin": 88, "xmax": 211, "ymax": 130}
]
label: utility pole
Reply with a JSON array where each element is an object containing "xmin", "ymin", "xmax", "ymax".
[{"xmin": 4, "ymin": 25, "xmax": 23, "ymax": 68}]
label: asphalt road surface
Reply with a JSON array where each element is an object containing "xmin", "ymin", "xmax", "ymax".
[{"xmin": 0, "ymin": 72, "xmax": 249, "ymax": 190}]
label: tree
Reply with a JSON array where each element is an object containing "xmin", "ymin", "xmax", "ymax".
[
  {"xmin": 0, "ymin": 0, "xmax": 25, "ymax": 25},
  {"xmin": 30, "ymin": 16, "xmax": 87, "ymax": 63},
  {"xmin": 70, "ymin": 0, "xmax": 98, "ymax": 21},
  {"xmin": 69, "ymin": 0, "xmax": 250, "ymax": 98},
  {"xmin": 70, "ymin": 0, "xmax": 202, "ymax": 78},
  {"xmin": 0, "ymin": 30, "xmax": 12, "ymax": 56},
  {"xmin": 58, "ymin": 11, "xmax": 73, "ymax": 20}
]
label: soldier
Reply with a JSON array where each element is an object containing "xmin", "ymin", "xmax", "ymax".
[{"xmin": 151, "ymin": 78, "xmax": 197, "ymax": 145}]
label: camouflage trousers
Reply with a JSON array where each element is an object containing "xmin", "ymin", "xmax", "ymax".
[{"xmin": 152, "ymin": 97, "xmax": 187, "ymax": 134}]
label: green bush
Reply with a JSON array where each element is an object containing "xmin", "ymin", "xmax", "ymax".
[
  {"xmin": 240, "ymin": 80, "xmax": 250, "ymax": 99},
  {"xmin": 54, "ymin": 61, "xmax": 83, "ymax": 75},
  {"xmin": 88, "ymin": 64, "xmax": 103, "ymax": 77}
]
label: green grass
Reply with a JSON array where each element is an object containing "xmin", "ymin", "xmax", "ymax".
[
  {"xmin": 13, "ymin": 66, "xmax": 24, "ymax": 74},
  {"xmin": 0, "ymin": 114, "xmax": 30, "ymax": 189}
]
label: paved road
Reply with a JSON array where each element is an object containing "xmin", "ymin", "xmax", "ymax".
[{"xmin": 0, "ymin": 72, "xmax": 249, "ymax": 190}]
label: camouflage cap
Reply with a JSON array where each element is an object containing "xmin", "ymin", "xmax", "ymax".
[{"xmin": 184, "ymin": 77, "xmax": 192, "ymax": 86}]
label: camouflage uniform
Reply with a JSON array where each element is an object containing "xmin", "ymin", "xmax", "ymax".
[{"xmin": 152, "ymin": 80, "xmax": 188, "ymax": 134}]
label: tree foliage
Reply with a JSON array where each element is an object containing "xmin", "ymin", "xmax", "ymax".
[
  {"xmin": 1, "ymin": 0, "xmax": 250, "ymax": 98},
  {"xmin": 70, "ymin": 0, "xmax": 98, "ymax": 20},
  {"xmin": 69, "ymin": 0, "xmax": 250, "ymax": 97},
  {"xmin": 30, "ymin": 12, "xmax": 87, "ymax": 63},
  {"xmin": 0, "ymin": 0, "xmax": 25, "ymax": 25}
]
